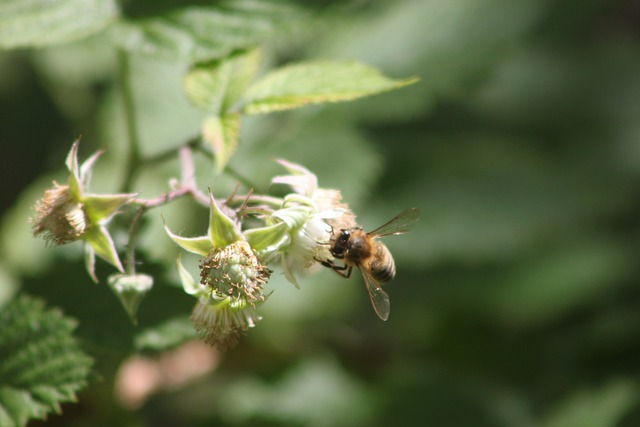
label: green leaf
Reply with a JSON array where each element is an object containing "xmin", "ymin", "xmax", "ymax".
[
  {"xmin": 243, "ymin": 60, "xmax": 419, "ymax": 114},
  {"xmin": 202, "ymin": 114, "xmax": 242, "ymax": 174},
  {"xmin": 185, "ymin": 50, "xmax": 259, "ymax": 172},
  {"xmin": 543, "ymin": 380, "xmax": 637, "ymax": 427},
  {"xmin": 184, "ymin": 63, "xmax": 230, "ymax": 114},
  {"xmin": 0, "ymin": 296, "xmax": 93, "ymax": 427},
  {"xmin": 208, "ymin": 193, "xmax": 243, "ymax": 248},
  {"xmin": 0, "ymin": 0, "xmax": 119, "ymax": 49},
  {"xmin": 184, "ymin": 49, "xmax": 262, "ymax": 113},
  {"xmin": 112, "ymin": 1, "xmax": 301, "ymax": 63}
]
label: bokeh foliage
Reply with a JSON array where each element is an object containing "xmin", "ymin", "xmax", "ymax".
[{"xmin": 2, "ymin": 0, "xmax": 640, "ymax": 426}]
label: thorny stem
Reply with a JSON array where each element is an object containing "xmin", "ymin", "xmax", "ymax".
[
  {"xmin": 125, "ymin": 146, "xmax": 206, "ymax": 271},
  {"xmin": 128, "ymin": 146, "xmax": 208, "ymax": 208}
]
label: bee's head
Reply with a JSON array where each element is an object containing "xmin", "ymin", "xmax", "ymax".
[{"xmin": 330, "ymin": 229, "xmax": 351, "ymax": 257}]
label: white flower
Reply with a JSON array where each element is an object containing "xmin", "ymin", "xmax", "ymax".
[{"xmin": 269, "ymin": 160, "xmax": 356, "ymax": 286}]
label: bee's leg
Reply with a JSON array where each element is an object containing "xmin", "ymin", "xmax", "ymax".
[
  {"xmin": 315, "ymin": 257, "xmax": 352, "ymax": 279},
  {"xmin": 336, "ymin": 265, "xmax": 352, "ymax": 278}
]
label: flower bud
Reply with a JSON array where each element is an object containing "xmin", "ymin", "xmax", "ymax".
[
  {"xmin": 108, "ymin": 273, "xmax": 154, "ymax": 325},
  {"xmin": 32, "ymin": 183, "xmax": 91, "ymax": 246}
]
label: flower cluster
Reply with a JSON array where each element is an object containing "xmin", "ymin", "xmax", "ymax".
[
  {"xmin": 32, "ymin": 140, "xmax": 355, "ymax": 350},
  {"xmin": 31, "ymin": 140, "xmax": 135, "ymax": 281},
  {"xmin": 165, "ymin": 159, "xmax": 355, "ymax": 350}
]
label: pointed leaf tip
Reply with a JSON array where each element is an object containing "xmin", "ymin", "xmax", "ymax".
[{"xmin": 243, "ymin": 60, "xmax": 419, "ymax": 114}]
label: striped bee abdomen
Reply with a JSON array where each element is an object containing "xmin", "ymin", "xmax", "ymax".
[{"xmin": 369, "ymin": 243, "xmax": 396, "ymax": 283}]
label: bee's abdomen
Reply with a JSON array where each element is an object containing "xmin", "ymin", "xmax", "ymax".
[{"xmin": 370, "ymin": 244, "xmax": 396, "ymax": 283}]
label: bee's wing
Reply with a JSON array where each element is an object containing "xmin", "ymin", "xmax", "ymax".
[
  {"xmin": 368, "ymin": 208, "xmax": 420, "ymax": 238},
  {"xmin": 360, "ymin": 268, "xmax": 390, "ymax": 321}
]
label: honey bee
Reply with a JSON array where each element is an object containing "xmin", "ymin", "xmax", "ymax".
[{"xmin": 318, "ymin": 208, "xmax": 420, "ymax": 321}]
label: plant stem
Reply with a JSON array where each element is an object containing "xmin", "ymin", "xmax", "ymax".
[
  {"xmin": 118, "ymin": 49, "xmax": 142, "ymax": 194},
  {"xmin": 226, "ymin": 194, "xmax": 283, "ymax": 208},
  {"xmin": 125, "ymin": 206, "xmax": 146, "ymax": 275}
]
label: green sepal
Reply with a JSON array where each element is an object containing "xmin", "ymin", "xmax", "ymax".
[
  {"xmin": 281, "ymin": 253, "xmax": 299, "ymax": 288},
  {"xmin": 84, "ymin": 244, "xmax": 98, "ymax": 283},
  {"xmin": 208, "ymin": 193, "xmax": 242, "ymax": 248},
  {"xmin": 83, "ymin": 193, "xmax": 135, "ymax": 223},
  {"xmin": 244, "ymin": 221, "xmax": 289, "ymax": 252},
  {"xmin": 79, "ymin": 147, "xmax": 105, "ymax": 188},
  {"xmin": 282, "ymin": 193, "xmax": 316, "ymax": 209},
  {"xmin": 84, "ymin": 225, "xmax": 124, "ymax": 272},
  {"xmin": 65, "ymin": 140, "xmax": 83, "ymax": 200},
  {"xmin": 107, "ymin": 273, "xmax": 154, "ymax": 325},
  {"xmin": 163, "ymin": 223, "xmax": 211, "ymax": 256},
  {"xmin": 176, "ymin": 255, "xmax": 202, "ymax": 296},
  {"xmin": 273, "ymin": 206, "xmax": 312, "ymax": 230}
]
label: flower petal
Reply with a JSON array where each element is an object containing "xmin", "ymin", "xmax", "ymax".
[
  {"xmin": 208, "ymin": 192, "xmax": 242, "ymax": 248},
  {"xmin": 163, "ymin": 222, "xmax": 211, "ymax": 256},
  {"xmin": 272, "ymin": 159, "xmax": 317, "ymax": 196},
  {"xmin": 85, "ymin": 225, "xmax": 124, "ymax": 272}
]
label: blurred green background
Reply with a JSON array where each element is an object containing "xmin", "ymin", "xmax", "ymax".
[{"xmin": 3, "ymin": 0, "xmax": 640, "ymax": 426}]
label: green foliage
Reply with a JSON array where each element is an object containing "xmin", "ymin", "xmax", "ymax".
[
  {"xmin": 0, "ymin": 295, "xmax": 93, "ymax": 426},
  {"xmin": 134, "ymin": 316, "xmax": 196, "ymax": 352},
  {"xmin": 112, "ymin": 0, "xmax": 302, "ymax": 62},
  {"xmin": 2, "ymin": 0, "xmax": 640, "ymax": 426},
  {"xmin": 0, "ymin": 0, "xmax": 118, "ymax": 49},
  {"xmin": 243, "ymin": 60, "xmax": 418, "ymax": 114},
  {"xmin": 543, "ymin": 381, "xmax": 638, "ymax": 427}
]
